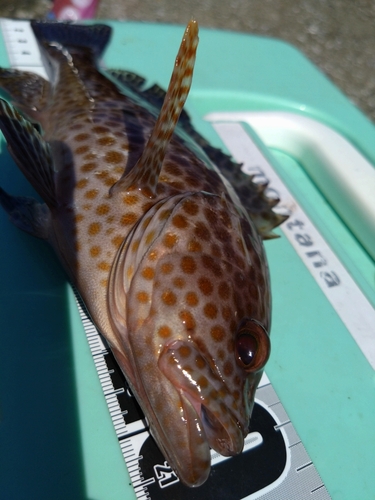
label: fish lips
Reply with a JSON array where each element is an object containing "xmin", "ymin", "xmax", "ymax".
[{"xmin": 158, "ymin": 339, "xmax": 245, "ymax": 476}]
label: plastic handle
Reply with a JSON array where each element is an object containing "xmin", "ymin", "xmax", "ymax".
[{"xmin": 206, "ymin": 111, "xmax": 375, "ymax": 261}]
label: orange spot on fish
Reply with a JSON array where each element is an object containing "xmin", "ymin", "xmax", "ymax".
[
  {"xmin": 123, "ymin": 194, "xmax": 139, "ymax": 205},
  {"xmin": 178, "ymin": 345, "xmax": 192, "ymax": 358},
  {"xmin": 75, "ymin": 145, "xmax": 90, "ymax": 155},
  {"xmin": 158, "ymin": 325, "xmax": 172, "ymax": 338},
  {"xmin": 88, "ymin": 222, "xmax": 101, "ymax": 236},
  {"xmin": 85, "ymin": 189, "xmax": 99, "ymax": 199},
  {"xmin": 201, "ymin": 255, "xmax": 222, "ymax": 276},
  {"xmin": 90, "ymin": 245, "xmax": 101, "ymax": 257},
  {"xmin": 120, "ymin": 212, "xmax": 138, "ymax": 225},
  {"xmin": 180, "ymin": 256, "xmax": 196, "ymax": 274},
  {"xmin": 218, "ymin": 282, "xmax": 230, "ymax": 300},
  {"xmin": 131, "ymin": 240, "xmax": 140, "ymax": 252},
  {"xmin": 75, "ymin": 133, "xmax": 90, "ymax": 141},
  {"xmin": 97, "ymin": 261, "xmax": 110, "ymax": 271},
  {"xmin": 159, "ymin": 208, "xmax": 172, "ymax": 220},
  {"xmin": 172, "ymin": 214, "xmax": 188, "ymax": 229},
  {"xmin": 173, "ymin": 277, "xmax": 185, "ymax": 288},
  {"xmin": 195, "ymin": 355, "xmax": 206, "ymax": 370},
  {"xmin": 162, "ymin": 290, "xmax": 177, "ymax": 306},
  {"xmin": 145, "ymin": 230, "xmax": 156, "ymax": 245},
  {"xmin": 148, "ymin": 250, "xmax": 158, "ymax": 261},
  {"xmin": 104, "ymin": 176, "xmax": 117, "ymax": 187},
  {"xmin": 104, "ymin": 150, "xmax": 124, "ymax": 164},
  {"xmin": 97, "ymin": 136, "xmax": 116, "ymax": 146},
  {"xmin": 81, "ymin": 162, "xmax": 97, "ymax": 172},
  {"xmin": 127, "ymin": 264, "xmax": 134, "ymax": 281},
  {"xmin": 210, "ymin": 325, "xmax": 225, "ymax": 342},
  {"xmin": 163, "ymin": 233, "xmax": 178, "ymax": 248},
  {"xmin": 194, "ymin": 221, "xmax": 210, "ymax": 241},
  {"xmin": 92, "ymin": 125, "xmax": 110, "ymax": 134},
  {"xmin": 141, "ymin": 267, "xmax": 155, "ymax": 280},
  {"xmin": 96, "ymin": 204, "xmax": 110, "ymax": 215},
  {"xmin": 179, "ymin": 310, "xmax": 196, "ymax": 330},
  {"xmin": 198, "ymin": 276, "xmax": 214, "ymax": 295},
  {"xmin": 161, "ymin": 262, "xmax": 173, "ymax": 274},
  {"xmin": 197, "ymin": 375, "xmax": 209, "ymax": 389},
  {"xmin": 223, "ymin": 361, "xmax": 234, "ymax": 376},
  {"xmin": 221, "ymin": 305, "xmax": 232, "ymax": 322},
  {"xmin": 185, "ymin": 291, "xmax": 198, "ymax": 307},
  {"xmin": 187, "ymin": 239, "xmax": 202, "ymax": 252},
  {"xmin": 204, "ymin": 302, "xmax": 218, "ymax": 319},
  {"xmin": 111, "ymin": 235, "xmax": 123, "ymax": 248},
  {"xmin": 76, "ymin": 179, "xmax": 88, "ymax": 189},
  {"xmin": 137, "ymin": 291, "xmax": 149, "ymax": 303}
]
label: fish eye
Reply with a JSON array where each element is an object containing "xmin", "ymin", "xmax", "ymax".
[{"xmin": 235, "ymin": 319, "xmax": 270, "ymax": 373}]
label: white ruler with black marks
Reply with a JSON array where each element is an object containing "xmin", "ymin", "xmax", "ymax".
[
  {"xmin": 0, "ymin": 18, "xmax": 47, "ymax": 77},
  {"xmin": 0, "ymin": 18, "xmax": 331, "ymax": 500}
]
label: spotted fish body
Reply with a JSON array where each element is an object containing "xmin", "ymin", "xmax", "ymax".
[{"xmin": 0, "ymin": 21, "xmax": 285, "ymax": 486}]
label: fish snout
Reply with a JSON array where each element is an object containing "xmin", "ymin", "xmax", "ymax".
[{"xmin": 159, "ymin": 339, "xmax": 245, "ymax": 459}]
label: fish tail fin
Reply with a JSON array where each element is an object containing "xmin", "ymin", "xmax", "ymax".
[
  {"xmin": 31, "ymin": 21, "xmax": 111, "ymax": 60},
  {"xmin": 0, "ymin": 98, "xmax": 57, "ymax": 208},
  {"xmin": 111, "ymin": 19, "xmax": 199, "ymax": 197},
  {"xmin": 0, "ymin": 187, "xmax": 50, "ymax": 239}
]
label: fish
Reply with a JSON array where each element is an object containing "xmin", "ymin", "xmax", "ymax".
[{"xmin": 0, "ymin": 20, "xmax": 286, "ymax": 487}]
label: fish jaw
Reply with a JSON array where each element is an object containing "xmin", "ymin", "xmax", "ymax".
[{"xmin": 158, "ymin": 339, "xmax": 245, "ymax": 457}]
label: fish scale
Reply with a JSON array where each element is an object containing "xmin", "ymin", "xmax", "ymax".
[{"xmin": 0, "ymin": 19, "xmax": 284, "ymax": 487}]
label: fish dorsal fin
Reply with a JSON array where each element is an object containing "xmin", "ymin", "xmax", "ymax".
[
  {"xmin": 31, "ymin": 21, "xmax": 112, "ymax": 60},
  {"xmin": 111, "ymin": 19, "xmax": 199, "ymax": 198}
]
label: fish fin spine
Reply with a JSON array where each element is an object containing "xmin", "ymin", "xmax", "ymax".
[{"xmin": 111, "ymin": 19, "xmax": 199, "ymax": 197}]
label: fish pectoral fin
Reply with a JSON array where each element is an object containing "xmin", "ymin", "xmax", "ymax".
[
  {"xmin": 0, "ymin": 186, "xmax": 50, "ymax": 239},
  {"xmin": 0, "ymin": 68, "xmax": 49, "ymax": 117},
  {"xmin": 0, "ymin": 98, "xmax": 57, "ymax": 208},
  {"xmin": 110, "ymin": 19, "xmax": 199, "ymax": 198}
]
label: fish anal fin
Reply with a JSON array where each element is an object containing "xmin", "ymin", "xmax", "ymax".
[
  {"xmin": 111, "ymin": 19, "xmax": 199, "ymax": 197},
  {"xmin": 0, "ymin": 98, "xmax": 57, "ymax": 208},
  {"xmin": 0, "ymin": 186, "xmax": 50, "ymax": 239}
]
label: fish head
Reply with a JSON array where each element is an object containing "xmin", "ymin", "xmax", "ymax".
[{"xmin": 108, "ymin": 191, "xmax": 271, "ymax": 486}]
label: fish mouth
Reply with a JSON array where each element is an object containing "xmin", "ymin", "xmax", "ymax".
[
  {"xmin": 180, "ymin": 379, "xmax": 245, "ymax": 458},
  {"xmin": 158, "ymin": 339, "xmax": 245, "ymax": 476}
]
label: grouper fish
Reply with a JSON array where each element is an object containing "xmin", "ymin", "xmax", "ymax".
[{"xmin": 0, "ymin": 20, "xmax": 286, "ymax": 486}]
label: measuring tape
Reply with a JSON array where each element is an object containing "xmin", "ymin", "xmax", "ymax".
[{"xmin": 0, "ymin": 18, "xmax": 333, "ymax": 499}]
